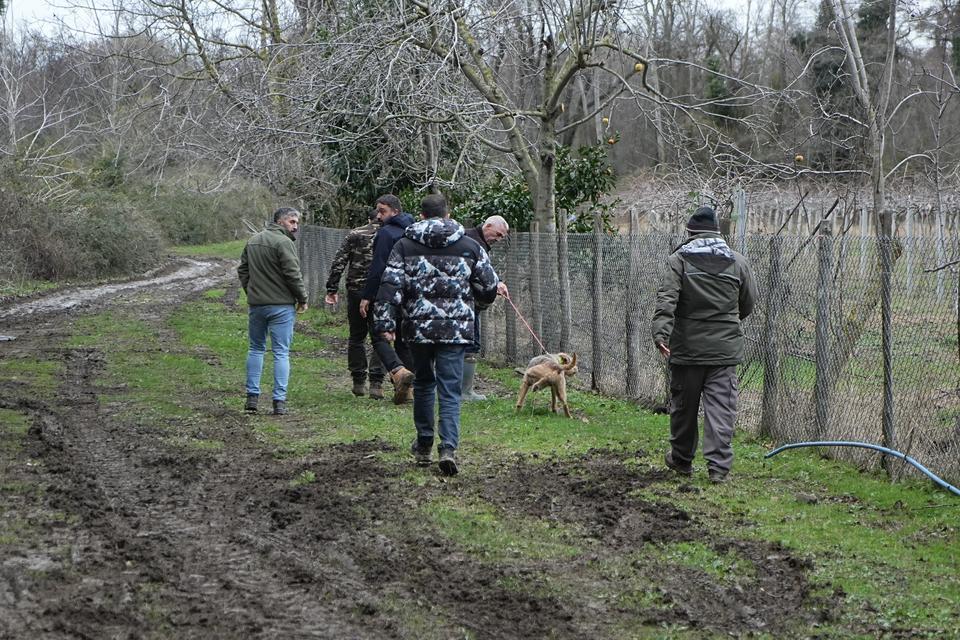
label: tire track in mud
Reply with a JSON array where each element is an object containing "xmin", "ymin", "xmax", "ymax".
[
  {"xmin": 22, "ymin": 336, "xmax": 387, "ymax": 637},
  {"xmin": 1, "ymin": 288, "xmax": 592, "ymax": 638},
  {"xmin": 0, "ymin": 259, "xmax": 224, "ymax": 321}
]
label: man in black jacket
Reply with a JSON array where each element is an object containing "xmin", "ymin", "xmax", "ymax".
[
  {"xmin": 462, "ymin": 215, "xmax": 510, "ymax": 400},
  {"xmin": 359, "ymin": 194, "xmax": 416, "ymax": 404},
  {"xmin": 374, "ymin": 194, "xmax": 499, "ymax": 475}
]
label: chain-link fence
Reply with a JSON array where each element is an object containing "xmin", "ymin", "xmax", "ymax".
[{"xmin": 300, "ymin": 224, "xmax": 960, "ymax": 485}]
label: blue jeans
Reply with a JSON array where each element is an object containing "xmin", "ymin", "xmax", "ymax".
[
  {"xmin": 246, "ymin": 304, "xmax": 296, "ymax": 401},
  {"xmin": 410, "ymin": 344, "xmax": 465, "ymax": 451}
]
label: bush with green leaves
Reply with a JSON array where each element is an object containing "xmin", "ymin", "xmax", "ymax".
[{"xmin": 453, "ymin": 142, "xmax": 619, "ymax": 233}]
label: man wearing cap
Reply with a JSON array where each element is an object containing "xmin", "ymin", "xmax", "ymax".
[
  {"xmin": 651, "ymin": 206, "xmax": 758, "ymax": 483},
  {"xmin": 324, "ymin": 208, "xmax": 386, "ymax": 399}
]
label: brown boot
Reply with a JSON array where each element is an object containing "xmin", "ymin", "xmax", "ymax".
[
  {"xmin": 390, "ymin": 366, "xmax": 414, "ymax": 405},
  {"xmin": 368, "ymin": 383, "xmax": 384, "ymax": 400}
]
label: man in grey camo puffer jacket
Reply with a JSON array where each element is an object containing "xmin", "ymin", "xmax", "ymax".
[{"xmin": 373, "ymin": 194, "xmax": 499, "ymax": 476}]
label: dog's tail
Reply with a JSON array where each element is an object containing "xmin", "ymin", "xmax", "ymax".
[{"xmin": 562, "ymin": 353, "xmax": 578, "ymax": 371}]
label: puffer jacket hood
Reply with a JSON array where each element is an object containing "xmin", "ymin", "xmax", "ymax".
[
  {"xmin": 360, "ymin": 211, "xmax": 416, "ymax": 300},
  {"xmin": 372, "ymin": 226, "xmax": 499, "ymax": 345},
  {"xmin": 676, "ymin": 232, "xmax": 735, "ymax": 275},
  {"xmin": 650, "ymin": 232, "xmax": 757, "ymax": 366},
  {"xmin": 386, "ymin": 212, "xmax": 415, "ymax": 231},
  {"xmin": 405, "ymin": 218, "xmax": 464, "ymax": 249}
]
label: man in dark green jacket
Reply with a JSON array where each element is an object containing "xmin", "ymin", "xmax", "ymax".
[
  {"xmin": 651, "ymin": 206, "xmax": 757, "ymax": 483},
  {"xmin": 238, "ymin": 207, "xmax": 309, "ymax": 415}
]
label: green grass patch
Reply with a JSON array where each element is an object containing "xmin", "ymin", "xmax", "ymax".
[
  {"xmin": 169, "ymin": 239, "xmax": 246, "ymax": 259},
  {"xmin": 648, "ymin": 541, "xmax": 755, "ymax": 582},
  {"xmin": 659, "ymin": 443, "xmax": 960, "ymax": 634},
  {"xmin": 290, "ymin": 470, "xmax": 317, "ymax": 487},
  {"xmin": 0, "ymin": 279, "xmax": 59, "ymax": 299},
  {"xmin": 0, "ymin": 409, "xmax": 31, "ymax": 456},
  {"xmin": 425, "ymin": 496, "xmax": 581, "ymax": 562},
  {"xmin": 0, "ymin": 358, "xmax": 59, "ymax": 392}
]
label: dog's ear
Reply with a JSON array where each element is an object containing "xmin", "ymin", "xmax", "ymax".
[{"xmin": 563, "ymin": 353, "xmax": 578, "ymax": 371}]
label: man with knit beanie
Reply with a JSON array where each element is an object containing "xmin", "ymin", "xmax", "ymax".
[{"xmin": 651, "ymin": 206, "xmax": 758, "ymax": 483}]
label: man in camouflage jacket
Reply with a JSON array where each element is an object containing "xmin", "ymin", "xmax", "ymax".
[
  {"xmin": 325, "ymin": 209, "xmax": 385, "ymax": 398},
  {"xmin": 373, "ymin": 194, "xmax": 499, "ymax": 476}
]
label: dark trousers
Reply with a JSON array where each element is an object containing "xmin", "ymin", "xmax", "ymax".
[
  {"xmin": 668, "ymin": 364, "xmax": 738, "ymax": 474},
  {"xmin": 347, "ymin": 290, "xmax": 383, "ymax": 384},
  {"xmin": 369, "ymin": 313, "xmax": 414, "ymax": 374}
]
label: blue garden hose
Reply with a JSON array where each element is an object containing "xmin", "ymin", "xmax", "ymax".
[{"xmin": 764, "ymin": 440, "xmax": 960, "ymax": 497}]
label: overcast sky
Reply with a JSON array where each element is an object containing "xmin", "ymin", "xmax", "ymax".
[
  {"xmin": 7, "ymin": 0, "xmax": 61, "ymax": 23},
  {"xmin": 7, "ymin": 0, "xmax": 801, "ymax": 32}
]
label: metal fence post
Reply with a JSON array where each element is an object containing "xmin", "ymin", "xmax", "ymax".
[
  {"xmin": 880, "ymin": 214, "xmax": 897, "ymax": 474},
  {"xmin": 760, "ymin": 235, "xmax": 784, "ymax": 439},
  {"xmin": 814, "ymin": 222, "xmax": 834, "ymax": 439},
  {"xmin": 557, "ymin": 222, "xmax": 572, "ymax": 351},
  {"xmin": 505, "ymin": 238, "xmax": 518, "ymax": 363},
  {"xmin": 529, "ymin": 221, "xmax": 544, "ymax": 352},
  {"xmin": 735, "ymin": 186, "xmax": 748, "ymax": 255},
  {"xmin": 625, "ymin": 208, "xmax": 641, "ymax": 398},
  {"xmin": 906, "ymin": 203, "xmax": 914, "ymax": 297},
  {"xmin": 591, "ymin": 210, "xmax": 604, "ymax": 391}
]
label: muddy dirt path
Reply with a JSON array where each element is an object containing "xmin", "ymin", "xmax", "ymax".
[{"xmin": 0, "ymin": 259, "xmax": 830, "ymax": 638}]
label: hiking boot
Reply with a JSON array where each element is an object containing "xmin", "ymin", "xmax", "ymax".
[
  {"xmin": 664, "ymin": 450, "xmax": 693, "ymax": 477},
  {"xmin": 368, "ymin": 383, "xmax": 384, "ymax": 400},
  {"xmin": 405, "ymin": 386, "xmax": 414, "ymax": 402},
  {"xmin": 411, "ymin": 439, "xmax": 432, "ymax": 467},
  {"xmin": 708, "ymin": 469, "xmax": 729, "ymax": 484},
  {"xmin": 272, "ymin": 400, "xmax": 288, "ymax": 416},
  {"xmin": 438, "ymin": 447, "xmax": 459, "ymax": 476},
  {"xmin": 244, "ymin": 394, "xmax": 259, "ymax": 413},
  {"xmin": 390, "ymin": 367, "xmax": 414, "ymax": 405},
  {"xmin": 352, "ymin": 381, "xmax": 367, "ymax": 397}
]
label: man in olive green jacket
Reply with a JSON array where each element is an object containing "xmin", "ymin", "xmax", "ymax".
[
  {"xmin": 651, "ymin": 206, "xmax": 757, "ymax": 483},
  {"xmin": 238, "ymin": 207, "xmax": 309, "ymax": 415}
]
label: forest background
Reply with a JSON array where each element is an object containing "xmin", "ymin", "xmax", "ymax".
[{"xmin": 1, "ymin": 0, "xmax": 959, "ymax": 285}]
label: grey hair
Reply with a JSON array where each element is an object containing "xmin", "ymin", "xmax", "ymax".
[
  {"xmin": 273, "ymin": 207, "xmax": 301, "ymax": 223},
  {"xmin": 484, "ymin": 215, "xmax": 509, "ymax": 231}
]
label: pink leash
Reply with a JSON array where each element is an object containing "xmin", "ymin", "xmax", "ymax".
[{"xmin": 502, "ymin": 292, "xmax": 548, "ymax": 354}]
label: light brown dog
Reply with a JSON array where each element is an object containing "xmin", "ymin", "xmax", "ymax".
[{"xmin": 515, "ymin": 353, "xmax": 578, "ymax": 417}]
